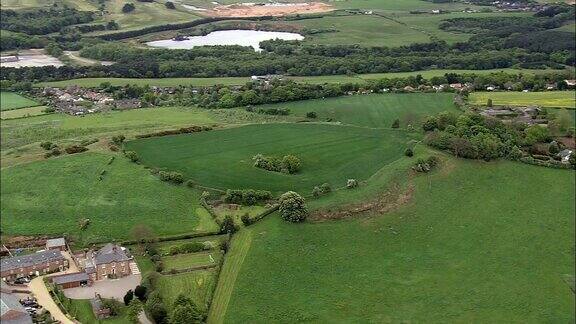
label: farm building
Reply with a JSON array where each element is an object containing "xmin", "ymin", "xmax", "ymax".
[
  {"xmin": 45, "ymin": 238, "xmax": 66, "ymax": 251},
  {"xmin": 51, "ymin": 272, "xmax": 91, "ymax": 289},
  {"xmin": 0, "ymin": 292, "xmax": 32, "ymax": 324},
  {"xmin": 0, "ymin": 250, "xmax": 67, "ymax": 281}
]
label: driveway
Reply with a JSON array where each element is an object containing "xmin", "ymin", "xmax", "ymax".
[
  {"xmin": 64, "ymin": 274, "xmax": 142, "ymax": 300},
  {"xmin": 27, "ymin": 250, "xmax": 81, "ymax": 324}
]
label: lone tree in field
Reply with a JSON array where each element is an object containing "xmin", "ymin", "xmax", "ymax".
[{"xmin": 279, "ymin": 191, "xmax": 308, "ymax": 223}]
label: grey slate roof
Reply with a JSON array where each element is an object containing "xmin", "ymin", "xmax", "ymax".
[
  {"xmin": 94, "ymin": 244, "xmax": 131, "ymax": 265},
  {"xmin": 0, "ymin": 250, "xmax": 64, "ymax": 272},
  {"xmin": 1, "ymin": 292, "xmax": 33, "ymax": 324},
  {"xmin": 46, "ymin": 238, "xmax": 66, "ymax": 248},
  {"xmin": 52, "ymin": 272, "xmax": 89, "ymax": 285}
]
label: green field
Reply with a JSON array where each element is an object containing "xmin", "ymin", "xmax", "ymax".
[
  {"xmin": 0, "ymin": 152, "xmax": 217, "ymax": 245},
  {"xmin": 158, "ymin": 270, "xmax": 218, "ymax": 311},
  {"xmin": 222, "ymin": 159, "xmax": 575, "ymax": 323},
  {"xmin": 260, "ymin": 93, "xmax": 457, "ymax": 128},
  {"xmin": 0, "ymin": 92, "xmax": 40, "ymax": 111},
  {"xmin": 163, "ymin": 251, "xmax": 222, "ymax": 270},
  {"xmin": 470, "ymin": 91, "xmax": 576, "ymax": 108},
  {"xmin": 125, "ymin": 123, "xmax": 414, "ymax": 193},
  {"xmin": 155, "ymin": 235, "xmax": 227, "ymax": 255},
  {"xmin": 37, "ymin": 68, "xmax": 567, "ymax": 88},
  {"xmin": 0, "ymin": 106, "xmax": 48, "ymax": 119}
]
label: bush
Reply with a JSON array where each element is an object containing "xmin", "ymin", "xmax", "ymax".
[
  {"xmin": 253, "ymin": 154, "xmax": 302, "ymax": 174},
  {"xmin": 312, "ymin": 186, "xmax": 322, "ymax": 198},
  {"xmin": 413, "ymin": 156, "xmax": 440, "ymax": 173},
  {"xmin": 185, "ymin": 180, "xmax": 196, "ymax": 188},
  {"xmin": 134, "ymin": 285, "xmax": 147, "ymax": 301},
  {"xmin": 165, "ymin": 1, "xmax": 175, "ymax": 9},
  {"xmin": 122, "ymin": 3, "xmax": 135, "ymax": 13},
  {"xmin": 157, "ymin": 171, "xmax": 184, "ymax": 184},
  {"xmin": 124, "ymin": 290, "xmax": 134, "ymax": 306},
  {"xmin": 241, "ymin": 213, "xmax": 253, "ymax": 226},
  {"xmin": 40, "ymin": 141, "xmax": 56, "ymax": 150},
  {"xmin": 320, "ymin": 183, "xmax": 331, "ymax": 194},
  {"xmin": 44, "ymin": 147, "xmax": 62, "ymax": 159},
  {"xmin": 346, "ymin": 179, "xmax": 358, "ymax": 189},
  {"xmin": 223, "ymin": 189, "xmax": 272, "ymax": 205},
  {"xmin": 155, "ymin": 261, "xmax": 164, "ymax": 272},
  {"xmin": 404, "ymin": 147, "xmax": 414, "ymax": 157},
  {"xmin": 279, "ymin": 191, "xmax": 307, "ymax": 223},
  {"xmin": 391, "ymin": 119, "xmax": 400, "ymax": 128},
  {"xmin": 124, "ymin": 151, "xmax": 139, "ymax": 163},
  {"xmin": 79, "ymin": 218, "xmax": 90, "ymax": 230},
  {"xmin": 111, "ymin": 135, "xmax": 126, "ymax": 145},
  {"xmin": 145, "ymin": 291, "xmax": 168, "ymax": 324},
  {"xmin": 65, "ymin": 145, "xmax": 88, "ymax": 154},
  {"xmin": 306, "ymin": 111, "xmax": 317, "ymax": 118},
  {"xmin": 220, "ymin": 215, "xmax": 238, "ymax": 234}
]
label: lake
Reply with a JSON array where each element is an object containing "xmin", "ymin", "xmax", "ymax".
[{"xmin": 146, "ymin": 30, "xmax": 304, "ymax": 51}]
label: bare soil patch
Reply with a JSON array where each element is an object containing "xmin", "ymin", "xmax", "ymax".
[
  {"xmin": 309, "ymin": 182, "xmax": 415, "ymax": 222},
  {"xmin": 205, "ymin": 2, "xmax": 333, "ymax": 17}
]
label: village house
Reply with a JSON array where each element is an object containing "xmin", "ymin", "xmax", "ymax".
[
  {"xmin": 1, "ymin": 292, "xmax": 32, "ymax": 324},
  {"xmin": 79, "ymin": 244, "xmax": 133, "ymax": 281},
  {"xmin": 45, "ymin": 238, "xmax": 66, "ymax": 251},
  {"xmin": 1, "ymin": 250, "xmax": 67, "ymax": 281}
]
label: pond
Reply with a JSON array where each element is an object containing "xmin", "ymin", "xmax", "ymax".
[{"xmin": 146, "ymin": 29, "xmax": 304, "ymax": 51}]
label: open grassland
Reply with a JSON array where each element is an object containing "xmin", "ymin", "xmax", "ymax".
[
  {"xmin": 0, "ymin": 107, "xmax": 216, "ymax": 151},
  {"xmin": 260, "ymin": 93, "xmax": 457, "ymax": 128},
  {"xmin": 38, "ymin": 68, "xmax": 569, "ymax": 88},
  {"xmin": 0, "ymin": 92, "xmax": 40, "ymax": 111},
  {"xmin": 125, "ymin": 123, "xmax": 415, "ymax": 193},
  {"xmin": 0, "ymin": 152, "xmax": 217, "ymax": 245},
  {"xmin": 158, "ymin": 270, "xmax": 218, "ymax": 311},
  {"xmin": 162, "ymin": 251, "xmax": 222, "ymax": 270},
  {"xmin": 470, "ymin": 91, "xmax": 576, "ymax": 109},
  {"xmin": 222, "ymin": 160, "xmax": 575, "ymax": 323},
  {"xmin": 0, "ymin": 106, "xmax": 48, "ymax": 120}
]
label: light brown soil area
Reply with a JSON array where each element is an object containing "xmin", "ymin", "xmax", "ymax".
[
  {"xmin": 309, "ymin": 182, "xmax": 415, "ymax": 222},
  {"xmin": 205, "ymin": 2, "xmax": 333, "ymax": 17}
]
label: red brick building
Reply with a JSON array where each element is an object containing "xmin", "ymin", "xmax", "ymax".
[
  {"xmin": 84, "ymin": 244, "xmax": 132, "ymax": 281},
  {"xmin": 0, "ymin": 250, "xmax": 67, "ymax": 281}
]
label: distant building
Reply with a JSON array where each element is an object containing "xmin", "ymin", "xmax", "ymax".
[
  {"xmin": 83, "ymin": 244, "xmax": 133, "ymax": 281},
  {"xmin": 1, "ymin": 250, "xmax": 67, "ymax": 281},
  {"xmin": 46, "ymin": 238, "xmax": 66, "ymax": 251},
  {"xmin": 0, "ymin": 292, "xmax": 32, "ymax": 324}
]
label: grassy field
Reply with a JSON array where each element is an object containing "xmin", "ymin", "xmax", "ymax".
[
  {"xmin": 37, "ymin": 68, "xmax": 567, "ymax": 88},
  {"xmin": 0, "ymin": 106, "xmax": 48, "ymax": 119},
  {"xmin": 68, "ymin": 299, "xmax": 129, "ymax": 324},
  {"xmin": 125, "ymin": 123, "xmax": 414, "ymax": 194},
  {"xmin": 162, "ymin": 251, "xmax": 222, "ymax": 270},
  {"xmin": 158, "ymin": 270, "xmax": 218, "ymax": 311},
  {"xmin": 259, "ymin": 92, "xmax": 457, "ymax": 128},
  {"xmin": 470, "ymin": 91, "xmax": 576, "ymax": 108},
  {"xmin": 154, "ymin": 235, "xmax": 227, "ymax": 255},
  {"xmin": 222, "ymin": 159, "xmax": 575, "ymax": 323},
  {"xmin": 0, "ymin": 92, "xmax": 40, "ymax": 111},
  {"xmin": 0, "ymin": 152, "xmax": 217, "ymax": 245},
  {"xmin": 207, "ymin": 228, "xmax": 253, "ymax": 324}
]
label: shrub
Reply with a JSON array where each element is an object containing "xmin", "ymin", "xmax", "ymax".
[
  {"xmin": 220, "ymin": 215, "xmax": 238, "ymax": 234},
  {"xmin": 111, "ymin": 135, "xmax": 126, "ymax": 145},
  {"xmin": 44, "ymin": 147, "xmax": 62, "ymax": 158},
  {"xmin": 80, "ymin": 138, "xmax": 98, "ymax": 146},
  {"xmin": 134, "ymin": 285, "xmax": 147, "ymax": 301},
  {"xmin": 124, "ymin": 151, "xmax": 139, "ymax": 162},
  {"xmin": 185, "ymin": 180, "xmax": 196, "ymax": 188},
  {"xmin": 65, "ymin": 145, "xmax": 88, "ymax": 154},
  {"xmin": 145, "ymin": 291, "xmax": 168, "ymax": 324},
  {"xmin": 155, "ymin": 261, "xmax": 164, "ymax": 272},
  {"xmin": 223, "ymin": 189, "xmax": 272, "ymax": 205},
  {"xmin": 413, "ymin": 156, "xmax": 440, "ymax": 173},
  {"xmin": 122, "ymin": 3, "xmax": 135, "ymax": 13},
  {"xmin": 282, "ymin": 155, "xmax": 301, "ymax": 174},
  {"xmin": 404, "ymin": 147, "xmax": 414, "ymax": 157},
  {"xmin": 312, "ymin": 186, "xmax": 322, "ymax": 198},
  {"xmin": 279, "ymin": 191, "xmax": 307, "ymax": 223},
  {"xmin": 165, "ymin": 1, "xmax": 175, "ymax": 9},
  {"xmin": 346, "ymin": 179, "xmax": 358, "ymax": 189},
  {"xmin": 124, "ymin": 290, "xmax": 134, "ymax": 306},
  {"xmin": 79, "ymin": 218, "xmax": 90, "ymax": 230},
  {"xmin": 549, "ymin": 141, "xmax": 560, "ymax": 154},
  {"xmin": 306, "ymin": 111, "xmax": 317, "ymax": 118},
  {"xmin": 320, "ymin": 183, "xmax": 331, "ymax": 194},
  {"xmin": 241, "ymin": 213, "xmax": 253, "ymax": 226},
  {"xmin": 157, "ymin": 171, "xmax": 183, "ymax": 184},
  {"xmin": 40, "ymin": 141, "xmax": 56, "ymax": 150},
  {"xmin": 253, "ymin": 154, "xmax": 302, "ymax": 174},
  {"xmin": 391, "ymin": 119, "xmax": 400, "ymax": 128}
]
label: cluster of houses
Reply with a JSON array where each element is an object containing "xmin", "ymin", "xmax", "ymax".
[
  {"xmin": 42, "ymin": 86, "xmax": 141, "ymax": 116},
  {"xmin": 480, "ymin": 105, "xmax": 546, "ymax": 125},
  {"xmin": 1, "ymin": 238, "xmax": 136, "ymax": 289}
]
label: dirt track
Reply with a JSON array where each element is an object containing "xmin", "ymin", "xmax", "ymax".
[{"xmin": 205, "ymin": 2, "xmax": 333, "ymax": 17}]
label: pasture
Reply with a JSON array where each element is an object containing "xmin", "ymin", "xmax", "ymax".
[
  {"xmin": 155, "ymin": 235, "xmax": 227, "ymax": 255},
  {"xmin": 125, "ymin": 123, "xmax": 415, "ymax": 193},
  {"xmin": 470, "ymin": 91, "xmax": 576, "ymax": 108},
  {"xmin": 261, "ymin": 92, "xmax": 457, "ymax": 128},
  {"xmin": 158, "ymin": 270, "xmax": 218, "ymax": 311},
  {"xmin": 162, "ymin": 251, "xmax": 222, "ymax": 271},
  {"xmin": 223, "ymin": 159, "xmax": 575, "ymax": 323},
  {"xmin": 0, "ymin": 106, "xmax": 48, "ymax": 120},
  {"xmin": 0, "ymin": 92, "xmax": 40, "ymax": 111},
  {"xmin": 0, "ymin": 152, "xmax": 217, "ymax": 245},
  {"xmin": 36, "ymin": 68, "xmax": 565, "ymax": 88}
]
